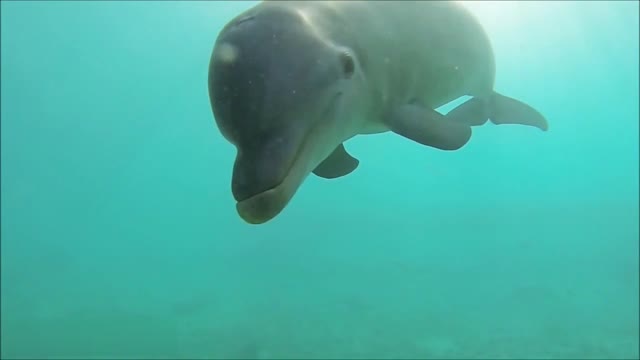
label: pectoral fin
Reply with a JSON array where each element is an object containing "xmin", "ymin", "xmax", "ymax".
[
  {"xmin": 445, "ymin": 97, "xmax": 489, "ymax": 126},
  {"xmin": 313, "ymin": 143, "xmax": 359, "ymax": 179},
  {"xmin": 447, "ymin": 91, "xmax": 548, "ymax": 131},
  {"xmin": 385, "ymin": 104, "xmax": 472, "ymax": 151},
  {"xmin": 490, "ymin": 92, "xmax": 548, "ymax": 131}
]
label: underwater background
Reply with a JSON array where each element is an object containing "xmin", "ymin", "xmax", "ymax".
[{"xmin": 1, "ymin": 1, "xmax": 638, "ymax": 359}]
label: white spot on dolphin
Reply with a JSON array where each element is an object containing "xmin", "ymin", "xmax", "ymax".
[{"xmin": 217, "ymin": 42, "xmax": 239, "ymax": 64}]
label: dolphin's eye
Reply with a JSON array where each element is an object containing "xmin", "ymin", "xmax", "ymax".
[{"xmin": 339, "ymin": 52, "xmax": 355, "ymax": 78}]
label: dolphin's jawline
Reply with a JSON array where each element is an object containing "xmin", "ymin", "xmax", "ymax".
[
  {"xmin": 235, "ymin": 92, "xmax": 347, "ymax": 224},
  {"xmin": 234, "ymin": 131, "xmax": 311, "ymax": 224},
  {"xmin": 235, "ymin": 164, "xmax": 303, "ymax": 224}
]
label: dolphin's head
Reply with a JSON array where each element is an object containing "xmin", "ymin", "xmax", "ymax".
[{"xmin": 208, "ymin": 5, "xmax": 362, "ymax": 224}]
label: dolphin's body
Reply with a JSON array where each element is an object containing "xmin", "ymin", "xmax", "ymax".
[{"xmin": 208, "ymin": 1, "xmax": 548, "ymax": 224}]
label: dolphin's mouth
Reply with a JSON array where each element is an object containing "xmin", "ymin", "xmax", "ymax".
[
  {"xmin": 234, "ymin": 93, "xmax": 344, "ymax": 224},
  {"xmin": 236, "ymin": 182, "xmax": 290, "ymax": 225},
  {"xmin": 235, "ymin": 154, "xmax": 308, "ymax": 224},
  {"xmin": 234, "ymin": 137, "xmax": 310, "ymax": 225}
]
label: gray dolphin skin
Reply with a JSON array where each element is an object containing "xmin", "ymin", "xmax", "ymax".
[{"xmin": 208, "ymin": 1, "xmax": 548, "ymax": 225}]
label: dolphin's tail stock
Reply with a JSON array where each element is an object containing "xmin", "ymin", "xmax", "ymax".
[{"xmin": 445, "ymin": 91, "xmax": 549, "ymax": 131}]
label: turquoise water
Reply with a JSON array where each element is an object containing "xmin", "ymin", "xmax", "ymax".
[{"xmin": 1, "ymin": 1, "xmax": 638, "ymax": 358}]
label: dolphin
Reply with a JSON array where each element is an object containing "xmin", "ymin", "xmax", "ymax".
[{"xmin": 208, "ymin": 0, "xmax": 548, "ymax": 224}]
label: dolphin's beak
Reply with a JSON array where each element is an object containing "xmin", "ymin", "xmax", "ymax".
[
  {"xmin": 230, "ymin": 126, "xmax": 313, "ymax": 224},
  {"xmin": 235, "ymin": 183, "xmax": 293, "ymax": 224},
  {"xmin": 232, "ymin": 115, "xmax": 338, "ymax": 224},
  {"xmin": 230, "ymin": 98, "xmax": 341, "ymax": 224},
  {"xmin": 234, "ymin": 147, "xmax": 310, "ymax": 224}
]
